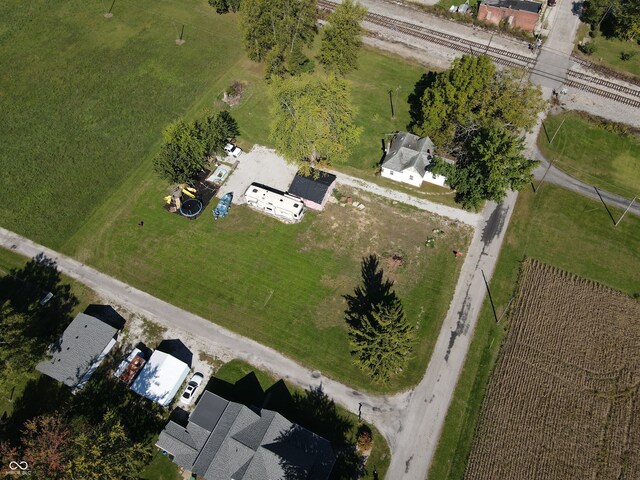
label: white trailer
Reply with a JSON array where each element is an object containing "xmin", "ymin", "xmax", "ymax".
[{"xmin": 244, "ymin": 183, "xmax": 305, "ymax": 223}]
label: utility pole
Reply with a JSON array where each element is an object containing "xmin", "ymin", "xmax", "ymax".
[
  {"xmin": 394, "ymin": 86, "xmax": 401, "ymax": 120},
  {"xmin": 597, "ymin": 1, "xmax": 615, "ymax": 31},
  {"xmin": 481, "ymin": 270, "xmax": 499, "ymax": 323},
  {"xmin": 104, "ymin": 0, "xmax": 115, "ymax": 18},
  {"xmin": 485, "ymin": 33, "xmax": 494, "ymax": 54},
  {"xmin": 388, "ymin": 89, "xmax": 395, "ymax": 120}
]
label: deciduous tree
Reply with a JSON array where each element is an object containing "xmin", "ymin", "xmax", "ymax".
[
  {"xmin": 435, "ymin": 126, "xmax": 537, "ymax": 209},
  {"xmin": 318, "ymin": 0, "xmax": 368, "ymax": 76},
  {"xmin": 21, "ymin": 414, "xmax": 72, "ymax": 479},
  {"xmin": 153, "ymin": 119, "xmax": 206, "ymax": 184},
  {"xmin": 239, "ymin": 0, "xmax": 317, "ymax": 71},
  {"xmin": 270, "ymin": 74, "xmax": 361, "ymax": 173},
  {"xmin": 197, "ymin": 111, "xmax": 240, "ymax": 157},
  {"xmin": 582, "ymin": 0, "xmax": 640, "ymax": 40}
]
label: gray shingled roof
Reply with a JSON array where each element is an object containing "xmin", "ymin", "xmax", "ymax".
[
  {"xmin": 156, "ymin": 391, "xmax": 336, "ymax": 480},
  {"xmin": 382, "ymin": 132, "xmax": 436, "ymax": 175},
  {"xmin": 36, "ymin": 312, "xmax": 118, "ymax": 387}
]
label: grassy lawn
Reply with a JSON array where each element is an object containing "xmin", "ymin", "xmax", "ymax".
[
  {"xmin": 573, "ymin": 22, "xmax": 640, "ymax": 77},
  {"xmin": 139, "ymin": 450, "xmax": 182, "ymax": 480},
  {"xmin": 0, "ymin": 0, "xmax": 467, "ymax": 394},
  {"xmin": 215, "ymin": 360, "xmax": 391, "ymax": 479},
  {"xmin": 539, "ymin": 111, "xmax": 640, "ymax": 198},
  {"xmin": 428, "ymin": 184, "xmax": 640, "ymax": 480}
]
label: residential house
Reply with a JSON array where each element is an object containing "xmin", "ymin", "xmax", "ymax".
[
  {"xmin": 381, "ymin": 132, "xmax": 449, "ymax": 187},
  {"xmin": 36, "ymin": 309, "xmax": 122, "ymax": 389},
  {"xmin": 244, "ymin": 183, "xmax": 305, "ymax": 223},
  {"xmin": 130, "ymin": 349, "xmax": 190, "ymax": 407},
  {"xmin": 477, "ymin": 0, "xmax": 543, "ymax": 33},
  {"xmin": 156, "ymin": 391, "xmax": 336, "ymax": 479},
  {"xmin": 287, "ymin": 170, "xmax": 337, "ymax": 211}
]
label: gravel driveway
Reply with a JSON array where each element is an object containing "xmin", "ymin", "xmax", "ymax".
[{"xmin": 216, "ymin": 146, "xmax": 298, "ymax": 205}]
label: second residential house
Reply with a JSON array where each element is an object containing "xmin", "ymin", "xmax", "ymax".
[{"xmin": 381, "ymin": 132, "xmax": 449, "ymax": 188}]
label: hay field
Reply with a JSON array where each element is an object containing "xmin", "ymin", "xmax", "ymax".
[{"xmin": 465, "ymin": 259, "xmax": 640, "ymax": 480}]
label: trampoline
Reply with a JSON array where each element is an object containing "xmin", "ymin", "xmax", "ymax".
[{"xmin": 179, "ymin": 198, "xmax": 203, "ymax": 218}]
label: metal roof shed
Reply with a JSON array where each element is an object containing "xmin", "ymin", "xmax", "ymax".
[{"xmin": 131, "ymin": 350, "xmax": 190, "ymax": 406}]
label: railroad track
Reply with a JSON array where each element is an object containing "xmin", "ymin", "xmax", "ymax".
[
  {"xmin": 317, "ymin": 0, "xmax": 640, "ymax": 107},
  {"xmin": 567, "ymin": 70, "xmax": 640, "ymax": 98}
]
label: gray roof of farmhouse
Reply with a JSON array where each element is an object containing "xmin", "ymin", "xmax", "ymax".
[
  {"xmin": 36, "ymin": 312, "xmax": 119, "ymax": 387},
  {"xmin": 382, "ymin": 132, "xmax": 437, "ymax": 175},
  {"xmin": 157, "ymin": 391, "xmax": 336, "ymax": 480}
]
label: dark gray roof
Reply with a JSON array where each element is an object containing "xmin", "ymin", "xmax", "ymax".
[
  {"xmin": 36, "ymin": 312, "xmax": 119, "ymax": 387},
  {"xmin": 156, "ymin": 391, "xmax": 336, "ymax": 480},
  {"xmin": 483, "ymin": 0, "xmax": 542, "ymax": 13},
  {"xmin": 288, "ymin": 170, "xmax": 337, "ymax": 205},
  {"xmin": 382, "ymin": 132, "xmax": 436, "ymax": 175}
]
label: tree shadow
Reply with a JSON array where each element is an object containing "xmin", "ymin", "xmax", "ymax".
[
  {"xmin": 1, "ymin": 376, "xmax": 70, "ymax": 444},
  {"xmin": 343, "ymin": 255, "xmax": 397, "ymax": 329},
  {"xmin": 0, "ymin": 253, "xmax": 78, "ymax": 355},
  {"xmin": 407, "ymin": 71, "xmax": 438, "ymax": 131}
]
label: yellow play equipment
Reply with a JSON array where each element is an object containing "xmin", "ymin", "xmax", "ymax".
[{"xmin": 165, "ymin": 184, "xmax": 198, "ymax": 211}]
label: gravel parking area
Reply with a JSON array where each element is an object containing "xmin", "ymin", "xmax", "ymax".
[{"xmin": 216, "ymin": 146, "xmax": 298, "ymax": 205}]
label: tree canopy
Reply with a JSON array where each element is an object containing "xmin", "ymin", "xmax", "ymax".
[
  {"xmin": 413, "ymin": 54, "xmax": 544, "ymax": 208},
  {"xmin": 434, "ymin": 127, "xmax": 537, "ymax": 209},
  {"xmin": 239, "ymin": 0, "xmax": 317, "ymax": 75},
  {"xmin": 582, "ymin": 0, "xmax": 640, "ymax": 40},
  {"xmin": 153, "ymin": 111, "xmax": 239, "ymax": 184},
  {"xmin": 270, "ymin": 73, "xmax": 361, "ymax": 173},
  {"xmin": 318, "ymin": 0, "xmax": 368, "ymax": 76},
  {"xmin": 208, "ymin": 0, "xmax": 241, "ymax": 14}
]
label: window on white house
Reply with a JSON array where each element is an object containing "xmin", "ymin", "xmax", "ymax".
[
  {"xmin": 409, "ymin": 175, "xmax": 414, "ymax": 180},
  {"xmin": 389, "ymin": 171, "xmax": 393, "ymax": 175}
]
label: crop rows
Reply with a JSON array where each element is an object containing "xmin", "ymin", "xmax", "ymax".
[{"xmin": 465, "ymin": 259, "xmax": 640, "ymax": 480}]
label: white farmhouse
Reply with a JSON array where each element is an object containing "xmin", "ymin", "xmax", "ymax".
[{"xmin": 380, "ymin": 132, "xmax": 449, "ymax": 187}]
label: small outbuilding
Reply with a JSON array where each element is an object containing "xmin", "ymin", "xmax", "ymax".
[
  {"xmin": 287, "ymin": 170, "xmax": 337, "ymax": 211},
  {"xmin": 130, "ymin": 350, "xmax": 190, "ymax": 407},
  {"xmin": 36, "ymin": 310, "xmax": 122, "ymax": 390}
]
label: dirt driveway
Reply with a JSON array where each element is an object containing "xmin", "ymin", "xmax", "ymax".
[{"xmin": 216, "ymin": 146, "xmax": 298, "ymax": 205}]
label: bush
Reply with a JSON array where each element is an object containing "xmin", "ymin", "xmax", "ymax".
[
  {"xmin": 578, "ymin": 42, "xmax": 597, "ymax": 55},
  {"xmin": 620, "ymin": 51, "xmax": 636, "ymax": 61},
  {"xmin": 356, "ymin": 425, "xmax": 373, "ymax": 451}
]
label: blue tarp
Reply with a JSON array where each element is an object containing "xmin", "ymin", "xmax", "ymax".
[{"xmin": 213, "ymin": 192, "xmax": 233, "ymax": 220}]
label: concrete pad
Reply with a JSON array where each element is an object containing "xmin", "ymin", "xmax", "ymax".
[{"xmin": 216, "ymin": 146, "xmax": 298, "ymax": 205}]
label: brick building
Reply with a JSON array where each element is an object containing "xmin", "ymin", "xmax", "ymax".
[{"xmin": 477, "ymin": 0, "xmax": 543, "ymax": 33}]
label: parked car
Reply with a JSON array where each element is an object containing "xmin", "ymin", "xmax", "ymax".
[
  {"xmin": 224, "ymin": 143, "xmax": 242, "ymax": 157},
  {"xmin": 180, "ymin": 372, "xmax": 204, "ymax": 405}
]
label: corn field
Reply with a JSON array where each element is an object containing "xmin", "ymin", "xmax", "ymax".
[{"xmin": 465, "ymin": 259, "xmax": 640, "ymax": 479}]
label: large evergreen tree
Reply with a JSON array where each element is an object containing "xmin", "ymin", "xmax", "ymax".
[
  {"xmin": 349, "ymin": 301, "xmax": 415, "ymax": 383},
  {"xmin": 153, "ymin": 120, "xmax": 206, "ymax": 184},
  {"xmin": 318, "ymin": 0, "xmax": 368, "ymax": 76},
  {"xmin": 270, "ymin": 73, "xmax": 361, "ymax": 173}
]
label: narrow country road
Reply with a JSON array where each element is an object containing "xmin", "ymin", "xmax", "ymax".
[{"xmin": 533, "ymin": 149, "xmax": 640, "ymax": 217}]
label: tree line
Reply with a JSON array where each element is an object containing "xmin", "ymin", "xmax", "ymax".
[{"xmin": 582, "ymin": 0, "xmax": 639, "ymax": 41}]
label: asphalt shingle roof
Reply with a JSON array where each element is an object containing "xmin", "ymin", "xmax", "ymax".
[
  {"xmin": 382, "ymin": 132, "xmax": 436, "ymax": 175},
  {"xmin": 35, "ymin": 312, "xmax": 118, "ymax": 387},
  {"xmin": 484, "ymin": 0, "xmax": 542, "ymax": 13},
  {"xmin": 156, "ymin": 391, "xmax": 336, "ymax": 480},
  {"xmin": 288, "ymin": 170, "xmax": 337, "ymax": 205}
]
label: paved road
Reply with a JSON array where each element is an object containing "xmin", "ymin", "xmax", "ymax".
[
  {"xmin": 384, "ymin": 192, "xmax": 518, "ymax": 479},
  {"xmin": 533, "ymin": 148, "xmax": 640, "ymax": 217}
]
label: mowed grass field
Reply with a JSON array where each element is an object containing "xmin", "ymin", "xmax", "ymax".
[
  {"xmin": 539, "ymin": 111, "xmax": 640, "ymax": 198},
  {"xmin": 0, "ymin": 1, "xmax": 468, "ymax": 392},
  {"xmin": 465, "ymin": 260, "xmax": 640, "ymax": 479},
  {"xmin": 429, "ymin": 184, "xmax": 640, "ymax": 480},
  {"xmin": 0, "ymin": 0, "xmax": 244, "ymax": 248}
]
